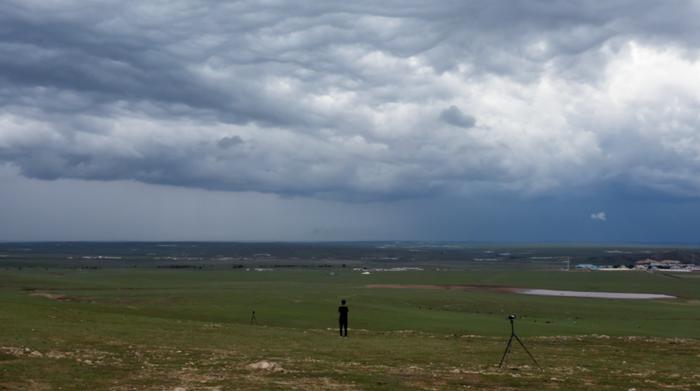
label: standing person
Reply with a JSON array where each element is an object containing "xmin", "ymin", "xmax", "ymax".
[{"xmin": 338, "ymin": 299, "xmax": 349, "ymax": 337}]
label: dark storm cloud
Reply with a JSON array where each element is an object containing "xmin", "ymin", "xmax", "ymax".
[
  {"xmin": 217, "ymin": 136, "xmax": 244, "ymax": 149},
  {"xmin": 2, "ymin": 1, "xmax": 700, "ymax": 200},
  {"xmin": 440, "ymin": 106, "xmax": 476, "ymax": 128}
]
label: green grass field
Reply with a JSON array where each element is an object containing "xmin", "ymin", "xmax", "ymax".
[{"xmin": 1, "ymin": 268, "xmax": 699, "ymax": 390}]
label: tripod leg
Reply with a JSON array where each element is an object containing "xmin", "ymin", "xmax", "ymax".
[
  {"xmin": 514, "ymin": 334, "xmax": 541, "ymax": 369},
  {"xmin": 498, "ymin": 335, "xmax": 514, "ymax": 367}
]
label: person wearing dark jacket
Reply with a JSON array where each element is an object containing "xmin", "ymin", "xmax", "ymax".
[{"xmin": 338, "ymin": 299, "xmax": 349, "ymax": 337}]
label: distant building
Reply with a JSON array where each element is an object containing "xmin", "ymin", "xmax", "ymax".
[
  {"xmin": 575, "ymin": 264, "xmax": 599, "ymax": 271},
  {"xmin": 635, "ymin": 258, "xmax": 693, "ymax": 272}
]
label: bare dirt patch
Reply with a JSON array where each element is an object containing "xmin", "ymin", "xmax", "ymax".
[
  {"xmin": 28, "ymin": 292, "xmax": 74, "ymax": 301},
  {"xmin": 519, "ymin": 289, "xmax": 676, "ymax": 300},
  {"xmin": 366, "ymin": 284, "xmax": 676, "ymax": 299},
  {"xmin": 247, "ymin": 360, "xmax": 285, "ymax": 372}
]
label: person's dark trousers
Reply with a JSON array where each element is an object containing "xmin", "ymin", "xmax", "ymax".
[{"xmin": 339, "ymin": 318, "xmax": 348, "ymax": 337}]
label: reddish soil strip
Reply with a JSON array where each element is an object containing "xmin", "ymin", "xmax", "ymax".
[
  {"xmin": 28, "ymin": 292, "xmax": 72, "ymax": 301},
  {"xmin": 28, "ymin": 291, "xmax": 96, "ymax": 302},
  {"xmin": 365, "ymin": 284, "xmax": 517, "ymax": 293}
]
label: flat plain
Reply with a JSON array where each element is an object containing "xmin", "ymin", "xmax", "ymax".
[{"xmin": 1, "ymin": 265, "xmax": 699, "ymax": 390}]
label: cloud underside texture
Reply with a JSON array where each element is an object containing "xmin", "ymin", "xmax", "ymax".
[{"xmin": 2, "ymin": 1, "xmax": 700, "ymax": 200}]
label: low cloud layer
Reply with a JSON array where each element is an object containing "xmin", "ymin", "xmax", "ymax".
[{"xmin": 2, "ymin": 1, "xmax": 700, "ymax": 200}]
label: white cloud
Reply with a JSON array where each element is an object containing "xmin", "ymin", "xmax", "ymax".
[{"xmin": 590, "ymin": 211, "xmax": 607, "ymax": 221}]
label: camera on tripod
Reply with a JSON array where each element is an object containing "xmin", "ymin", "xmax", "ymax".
[{"xmin": 498, "ymin": 313, "xmax": 541, "ymax": 369}]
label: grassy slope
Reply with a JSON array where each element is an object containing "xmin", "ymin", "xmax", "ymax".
[{"xmin": 0, "ymin": 269, "xmax": 699, "ymax": 390}]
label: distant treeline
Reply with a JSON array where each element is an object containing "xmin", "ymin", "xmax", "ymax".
[{"xmin": 0, "ymin": 242, "xmax": 698, "ymax": 269}]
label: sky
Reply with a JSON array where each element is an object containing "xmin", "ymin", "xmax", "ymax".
[{"xmin": 2, "ymin": 0, "xmax": 700, "ymax": 242}]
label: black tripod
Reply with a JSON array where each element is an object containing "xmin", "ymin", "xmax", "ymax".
[
  {"xmin": 498, "ymin": 315, "xmax": 541, "ymax": 369},
  {"xmin": 250, "ymin": 310, "xmax": 257, "ymax": 325}
]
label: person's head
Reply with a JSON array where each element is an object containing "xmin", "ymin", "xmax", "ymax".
[{"xmin": 341, "ymin": 299, "xmax": 346, "ymax": 305}]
